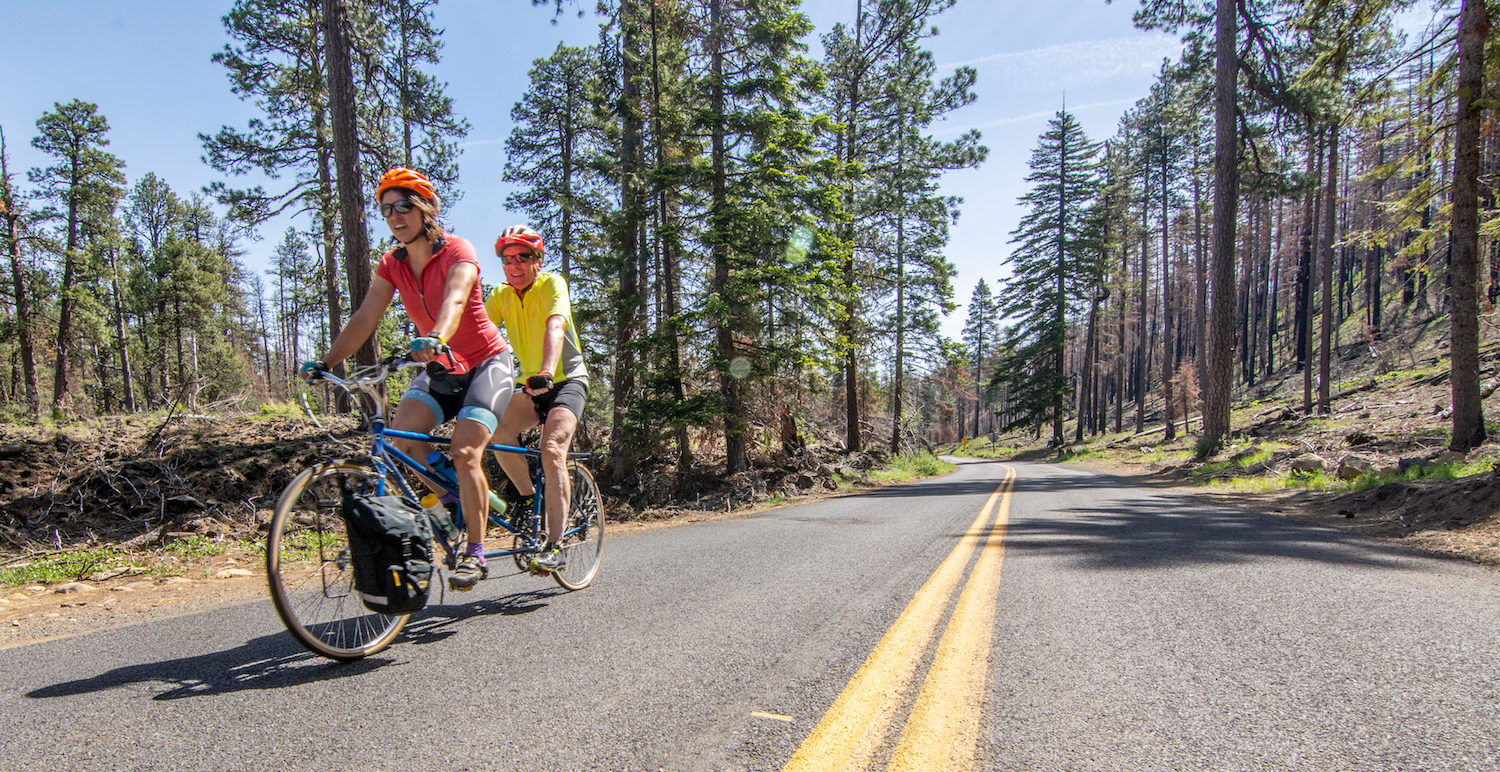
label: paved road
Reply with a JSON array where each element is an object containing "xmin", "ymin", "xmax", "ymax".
[{"xmin": 2, "ymin": 460, "xmax": 1496, "ymax": 770}]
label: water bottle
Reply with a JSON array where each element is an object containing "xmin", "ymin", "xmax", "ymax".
[
  {"xmin": 487, "ymin": 490, "xmax": 508, "ymax": 518},
  {"xmin": 427, "ymin": 450, "xmax": 507, "ymax": 519},
  {"xmin": 420, "ymin": 492, "xmax": 460, "ymax": 541},
  {"xmin": 426, "ymin": 450, "xmax": 458, "ymax": 487}
]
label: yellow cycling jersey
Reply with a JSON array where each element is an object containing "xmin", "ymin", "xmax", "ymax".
[{"xmin": 483, "ymin": 272, "xmax": 589, "ymax": 385}]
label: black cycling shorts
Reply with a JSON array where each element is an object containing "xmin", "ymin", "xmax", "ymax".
[{"xmin": 530, "ymin": 378, "xmax": 587, "ymax": 423}]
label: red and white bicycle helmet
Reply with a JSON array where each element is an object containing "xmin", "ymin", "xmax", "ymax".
[
  {"xmin": 494, "ymin": 224, "xmax": 546, "ymax": 258},
  {"xmin": 376, "ymin": 166, "xmax": 438, "ymax": 205}
]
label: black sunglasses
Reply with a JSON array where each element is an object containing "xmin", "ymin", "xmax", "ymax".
[{"xmin": 380, "ymin": 200, "xmax": 416, "ymax": 217}]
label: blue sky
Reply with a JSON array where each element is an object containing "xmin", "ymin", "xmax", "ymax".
[{"xmin": 1, "ymin": 0, "xmax": 1180, "ymax": 343}]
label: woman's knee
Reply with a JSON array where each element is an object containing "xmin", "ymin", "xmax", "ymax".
[{"xmin": 451, "ymin": 441, "xmax": 485, "ymax": 472}]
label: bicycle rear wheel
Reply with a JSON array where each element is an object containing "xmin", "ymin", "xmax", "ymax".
[
  {"xmin": 266, "ymin": 462, "xmax": 409, "ymax": 660},
  {"xmin": 553, "ymin": 462, "xmax": 604, "ymax": 591}
]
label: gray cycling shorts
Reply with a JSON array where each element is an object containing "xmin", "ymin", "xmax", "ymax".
[{"xmin": 401, "ymin": 351, "xmax": 516, "ymax": 433}]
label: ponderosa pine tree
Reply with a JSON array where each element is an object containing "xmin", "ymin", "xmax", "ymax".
[
  {"xmin": 960, "ymin": 279, "xmax": 997, "ymax": 438},
  {"xmin": 371, "ymin": 0, "xmax": 470, "ymax": 190},
  {"xmin": 996, "ymin": 109, "xmax": 1101, "ymax": 444},
  {"xmin": 822, "ymin": 0, "xmax": 959, "ymax": 454},
  {"xmin": 607, "ymin": 0, "xmax": 647, "ymax": 476},
  {"xmin": 0, "ymin": 126, "xmax": 41, "ymax": 420},
  {"xmin": 208, "ymin": 0, "xmax": 467, "ymax": 375},
  {"xmin": 1132, "ymin": 0, "xmax": 1240, "ymax": 448},
  {"xmin": 696, "ymin": 0, "xmax": 830, "ymax": 473},
  {"xmin": 867, "ymin": 27, "xmax": 986, "ymax": 453},
  {"xmin": 504, "ymin": 43, "xmax": 613, "ymax": 280},
  {"xmin": 205, "ymin": 0, "xmax": 347, "ymax": 376},
  {"xmin": 29, "ymin": 100, "xmax": 126, "ymax": 414},
  {"xmin": 322, "ymin": 0, "xmax": 377, "ymax": 367}
]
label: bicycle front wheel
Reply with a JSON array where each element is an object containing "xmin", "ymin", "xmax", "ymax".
[
  {"xmin": 266, "ymin": 462, "xmax": 409, "ymax": 660},
  {"xmin": 553, "ymin": 462, "xmax": 604, "ymax": 591}
]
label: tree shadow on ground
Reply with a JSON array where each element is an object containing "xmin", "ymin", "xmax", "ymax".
[
  {"xmin": 865, "ymin": 459, "xmax": 1462, "ymax": 573},
  {"xmin": 999, "ymin": 473, "xmax": 1463, "ymax": 573}
]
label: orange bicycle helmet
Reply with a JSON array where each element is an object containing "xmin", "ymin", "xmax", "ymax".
[
  {"xmin": 494, "ymin": 224, "xmax": 546, "ymax": 257},
  {"xmin": 376, "ymin": 167, "xmax": 437, "ymax": 205}
]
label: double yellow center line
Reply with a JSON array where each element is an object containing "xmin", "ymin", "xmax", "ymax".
[{"xmin": 783, "ymin": 465, "xmax": 1016, "ymax": 772}]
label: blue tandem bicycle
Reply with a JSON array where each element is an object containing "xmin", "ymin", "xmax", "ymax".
[{"xmin": 264, "ymin": 353, "xmax": 604, "ymax": 660}]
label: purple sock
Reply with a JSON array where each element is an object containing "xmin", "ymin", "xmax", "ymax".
[
  {"xmin": 464, "ymin": 542, "xmax": 486, "ymax": 561},
  {"xmin": 439, "ymin": 492, "xmax": 458, "ymax": 506}
]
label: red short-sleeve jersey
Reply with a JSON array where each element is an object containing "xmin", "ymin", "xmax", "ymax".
[{"xmin": 374, "ymin": 235, "xmax": 508, "ymax": 372}]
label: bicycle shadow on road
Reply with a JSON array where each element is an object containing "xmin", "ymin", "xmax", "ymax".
[
  {"xmin": 24, "ymin": 586, "xmax": 564, "ymax": 701},
  {"xmin": 25, "ymin": 629, "xmax": 391, "ymax": 701},
  {"xmin": 399, "ymin": 586, "xmax": 564, "ymax": 646}
]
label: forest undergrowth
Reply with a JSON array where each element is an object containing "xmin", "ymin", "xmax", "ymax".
[{"xmin": 0, "ymin": 399, "xmax": 930, "ymax": 582}]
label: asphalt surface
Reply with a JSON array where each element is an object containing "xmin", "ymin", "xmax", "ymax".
[{"xmin": 1, "ymin": 459, "xmax": 1496, "ymax": 770}]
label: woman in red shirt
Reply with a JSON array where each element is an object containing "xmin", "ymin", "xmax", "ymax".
[{"xmin": 303, "ymin": 167, "xmax": 512, "ymax": 590}]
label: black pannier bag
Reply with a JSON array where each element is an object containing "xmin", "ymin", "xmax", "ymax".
[{"xmin": 340, "ymin": 493, "xmax": 434, "ymax": 614}]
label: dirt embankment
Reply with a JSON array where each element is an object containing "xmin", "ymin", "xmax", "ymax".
[
  {"xmin": 0, "ymin": 415, "xmax": 344, "ymax": 551},
  {"xmin": 0, "ymin": 412, "xmax": 894, "ymax": 646}
]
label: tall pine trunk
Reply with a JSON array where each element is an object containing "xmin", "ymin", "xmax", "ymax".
[
  {"xmin": 106, "ymin": 243, "xmax": 135, "ymax": 412},
  {"xmin": 1, "ymin": 133, "xmax": 40, "ymax": 420},
  {"xmin": 52, "ymin": 160, "xmax": 82, "ymax": 412},
  {"xmin": 1192, "ymin": 145, "xmax": 1207, "ymax": 389},
  {"xmin": 1161, "ymin": 148, "xmax": 1175, "ymax": 441},
  {"xmin": 311, "ymin": 33, "xmax": 345, "ymax": 386},
  {"xmin": 1369, "ymin": 121, "xmax": 1386, "ymax": 336},
  {"xmin": 1079, "ymin": 287, "xmax": 1101, "ymax": 442},
  {"xmin": 322, "ymin": 0, "xmax": 376, "ymax": 366},
  {"xmin": 1318, "ymin": 128, "xmax": 1338, "ymax": 413},
  {"xmin": 841, "ymin": 0, "xmax": 866, "ymax": 454},
  {"xmin": 1202, "ymin": 0, "xmax": 1239, "ymax": 444},
  {"xmin": 1135, "ymin": 206, "xmax": 1148, "ymax": 435},
  {"xmin": 613, "ymin": 0, "xmax": 646, "ymax": 477},
  {"xmin": 648, "ymin": 0, "xmax": 690, "ymax": 475},
  {"xmin": 1303, "ymin": 135, "xmax": 1323, "ymax": 414},
  {"xmin": 891, "ymin": 148, "xmax": 907, "ymax": 453},
  {"xmin": 5, "ymin": 222, "xmax": 38, "ymax": 420},
  {"xmin": 706, "ymin": 0, "xmax": 746, "ymax": 474},
  {"xmin": 1115, "ymin": 278, "xmax": 1125, "ymax": 433},
  {"xmin": 1449, "ymin": 0, "xmax": 1489, "ymax": 451}
]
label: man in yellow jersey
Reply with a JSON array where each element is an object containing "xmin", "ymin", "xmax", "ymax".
[{"xmin": 485, "ymin": 225, "xmax": 589, "ymax": 573}]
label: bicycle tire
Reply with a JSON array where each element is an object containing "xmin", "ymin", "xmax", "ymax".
[
  {"xmin": 266, "ymin": 462, "xmax": 409, "ymax": 660},
  {"xmin": 553, "ymin": 461, "xmax": 604, "ymax": 591}
]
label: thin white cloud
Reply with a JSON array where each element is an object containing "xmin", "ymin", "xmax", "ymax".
[
  {"xmin": 934, "ymin": 97, "xmax": 1140, "ymax": 137},
  {"xmin": 459, "ymin": 137, "xmax": 507, "ymax": 149},
  {"xmin": 940, "ymin": 34, "xmax": 1181, "ymax": 88}
]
